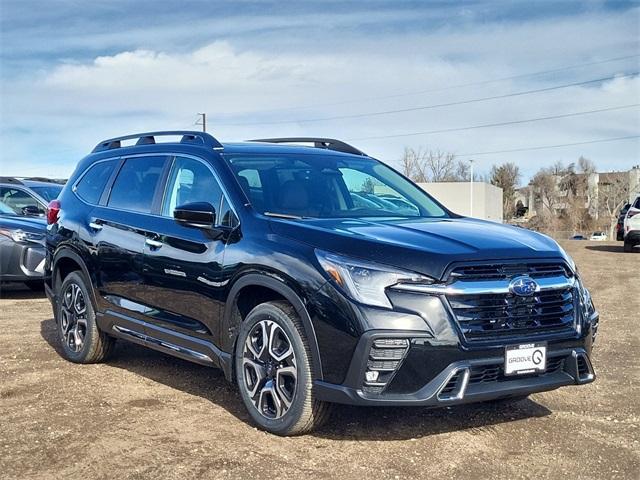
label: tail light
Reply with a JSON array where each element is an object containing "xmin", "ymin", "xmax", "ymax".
[{"xmin": 47, "ymin": 200, "xmax": 61, "ymax": 225}]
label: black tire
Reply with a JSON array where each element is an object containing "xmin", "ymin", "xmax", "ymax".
[
  {"xmin": 235, "ymin": 300, "xmax": 330, "ymax": 436},
  {"xmin": 624, "ymin": 239, "xmax": 633, "ymax": 252},
  {"xmin": 24, "ymin": 280, "xmax": 44, "ymax": 291},
  {"xmin": 56, "ymin": 271, "xmax": 114, "ymax": 363}
]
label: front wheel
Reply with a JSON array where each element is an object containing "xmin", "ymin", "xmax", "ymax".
[
  {"xmin": 624, "ymin": 239, "xmax": 633, "ymax": 252},
  {"xmin": 235, "ymin": 301, "xmax": 330, "ymax": 435}
]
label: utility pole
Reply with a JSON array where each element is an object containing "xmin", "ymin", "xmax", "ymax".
[
  {"xmin": 196, "ymin": 113, "xmax": 206, "ymax": 132},
  {"xmin": 469, "ymin": 159, "xmax": 474, "ymax": 217}
]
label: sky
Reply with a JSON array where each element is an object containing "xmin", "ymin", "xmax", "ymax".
[{"xmin": 1, "ymin": 0, "xmax": 639, "ymax": 183}]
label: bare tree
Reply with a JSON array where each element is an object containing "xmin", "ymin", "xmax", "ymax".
[
  {"xmin": 531, "ymin": 167, "xmax": 562, "ymax": 223},
  {"xmin": 599, "ymin": 174, "xmax": 636, "ymax": 239},
  {"xmin": 400, "ymin": 147, "xmax": 470, "ymax": 183},
  {"xmin": 490, "ymin": 162, "xmax": 521, "ymax": 219},
  {"xmin": 578, "ymin": 156, "xmax": 597, "ymax": 174}
]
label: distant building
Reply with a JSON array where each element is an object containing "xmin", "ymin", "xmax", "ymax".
[
  {"xmin": 417, "ymin": 182, "xmax": 504, "ymax": 223},
  {"xmin": 515, "ymin": 165, "xmax": 640, "ymax": 220}
]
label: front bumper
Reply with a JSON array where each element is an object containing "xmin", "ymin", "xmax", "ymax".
[
  {"xmin": 0, "ymin": 238, "xmax": 45, "ymax": 282},
  {"xmin": 314, "ymin": 330, "xmax": 596, "ymax": 407}
]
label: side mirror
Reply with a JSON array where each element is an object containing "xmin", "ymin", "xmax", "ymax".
[
  {"xmin": 173, "ymin": 202, "xmax": 216, "ymax": 229},
  {"xmin": 22, "ymin": 205, "xmax": 42, "ymax": 216}
]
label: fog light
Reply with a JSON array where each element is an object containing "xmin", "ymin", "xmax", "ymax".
[{"xmin": 365, "ymin": 371, "xmax": 379, "ymax": 382}]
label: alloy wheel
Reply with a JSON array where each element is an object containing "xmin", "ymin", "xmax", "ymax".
[
  {"xmin": 60, "ymin": 283, "xmax": 88, "ymax": 353},
  {"xmin": 242, "ymin": 320, "xmax": 297, "ymax": 419}
]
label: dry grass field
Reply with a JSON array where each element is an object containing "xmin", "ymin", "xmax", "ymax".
[{"xmin": 1, "ymin": 241, "xmax": 638, "ymax": 479}]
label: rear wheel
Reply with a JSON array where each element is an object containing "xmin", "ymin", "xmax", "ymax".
[
  {"xmin": 57, "ymin": 271, "xmax": 114, "ymax": 363},
  {"xmin": 235, "ymin": 301, "xmax": 330, "ymax": 435},
  {"xmin": 624, "ymin": 239, "xmax": 633, "ymax": 252}
]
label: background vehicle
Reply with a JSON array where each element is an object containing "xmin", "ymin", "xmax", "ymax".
[
  {"xmin": 570, "ymin": 234, "xmax": 586, "ymax": 240},
  {"xmin": 0, "ymin": 200, "xmax": 47, "ymax": 289},
  {"xmin": 45, "ymin": 131, "xmax": 598, "ymax": 436},
  {"xmin": 616, "ymin": 203, "xmax": 631, "ymax": 241},
  {"xmin": 589, "ymin": 232, "xmax": 607, "ymax": 241},
  {"xmin": 623, "ymin": 196, "xmax": 640, "ymax": 252},
  {"xmin": 0, "ymin": 177, "xmax": 63, "ymax": 217}
]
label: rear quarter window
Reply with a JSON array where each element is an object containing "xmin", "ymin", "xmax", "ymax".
[{"xmin": 75, "ymin": 160, "xmax": 117, "ymax": 204}]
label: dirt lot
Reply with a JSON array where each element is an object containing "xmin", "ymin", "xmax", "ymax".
[{"xmin": 1, "ymin": 241, "xmax": 638, "ymax": 480}]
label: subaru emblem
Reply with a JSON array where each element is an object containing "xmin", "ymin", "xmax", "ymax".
[{"xmin": 509, "ymin": 276, "xmax": 538, "ymax": 296}]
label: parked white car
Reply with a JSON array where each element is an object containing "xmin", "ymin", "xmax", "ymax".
[
  {"xmin": 623, "ymin": 195, "xmax": 640, "ymax": 252},
  {"xmin": 589, "ymin": 232, "xmax": 607, "ymax": 241}
]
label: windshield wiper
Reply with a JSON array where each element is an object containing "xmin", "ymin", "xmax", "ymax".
[{"xmin": 263, "ymin": 212, "xmax": 307, "ymax": 220}]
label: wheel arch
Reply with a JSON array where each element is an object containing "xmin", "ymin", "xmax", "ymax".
[
  {"xmin": 223, "ymin": 273, "xmax": 323, "ymax": 382},
  {"xmin": 51, "ymin": 247, "xmax": 97, "ymax": 307}
]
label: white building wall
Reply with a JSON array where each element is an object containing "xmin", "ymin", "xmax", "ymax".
[{"xmin": 416, "ymin": 182, "xmax": 504, "ymax": 223}]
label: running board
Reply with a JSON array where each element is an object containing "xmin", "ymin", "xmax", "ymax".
[{"xmin": 112, "ymin": 325, "xmax": 215, "ymax": 366}]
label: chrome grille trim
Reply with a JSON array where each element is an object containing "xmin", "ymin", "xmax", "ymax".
[{"xmin": 390, "ymin": 275, "xmax": 575, "ymax": 296}]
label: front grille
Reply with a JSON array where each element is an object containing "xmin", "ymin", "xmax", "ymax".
[
  {"xmin": 469, "ymin": 356, "xmax": 565, "ymax": 384},
  {"xmin": 448, "ymin": 286, "xmax": 576, "ymax": 342},
  {"xmin": 450, "ymin": 262, "xmax": 571, "ymax": 280}
]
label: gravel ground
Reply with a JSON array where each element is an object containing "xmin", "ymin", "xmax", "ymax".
[{"xmin": 1, "ymin": 241, "xmax": 638, "ymax": 480}]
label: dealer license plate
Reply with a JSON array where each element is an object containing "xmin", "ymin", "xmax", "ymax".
[{"xmin": 504, "ymin": 343, "xmax": 546, "ymax": 376}]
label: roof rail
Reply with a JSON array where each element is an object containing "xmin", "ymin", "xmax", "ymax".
[
  {"xmin": 0, "ymin": 176, "xmax": 24, "ymax": 185},
  {"xmin": 92, "ymin": 131, "xmax": 223, "ymax": 153},
  {"xmin": 249, "ymin": 137, "xmax": 367, "ymax": 156},
  {"xmin": 18, "ymin": 176, "xmax": 65, "ymax": 184}
]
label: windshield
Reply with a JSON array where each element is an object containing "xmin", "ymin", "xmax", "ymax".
[
  {"xmin": 29, "ymin": 184, "xmax": 63, "ymax": 202},
  {"xmin": 225, "ymin": 153, "xmax": 447, "ymax": 219}
]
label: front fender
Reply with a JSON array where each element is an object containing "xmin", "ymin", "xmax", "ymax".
[{"xmin": 222, "ymin": 272, "xmax": 324, "ymax": 381}]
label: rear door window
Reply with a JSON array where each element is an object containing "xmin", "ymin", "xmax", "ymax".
[
  {"xmin": 108, "ymin": 156, "xmax": 167, "ymax": 213},
  {"xmin": 75, "ymin": 160, "xmax": 117, "ymax": 204}
]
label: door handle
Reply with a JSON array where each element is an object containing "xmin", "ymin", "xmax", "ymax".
[
  {"xmin": 88, "ymin": 221, "xmax": 103, "ymax": 231},
  {"xmin": 145, "ymin": 238, "xmax": 163, "ymax": 249}
]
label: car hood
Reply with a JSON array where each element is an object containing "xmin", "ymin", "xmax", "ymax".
[
  {"xmin": 269, "ymin": 216, "xmax": 572, "ymax": 280},
  {"xmin": 0, "ymin": 215, "xmax": 47, "ymax": 233}
]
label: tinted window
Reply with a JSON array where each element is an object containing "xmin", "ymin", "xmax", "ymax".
[
  {"xmin": 0, "ymin": 187, "xmax": 43, "ymax": 215},
  {"xmin": 108, "ymin": 156, "xmax": 166, "ymax": 213},
  {"xmin": 75, "ymin": 161, "xmax": 116, "ymax": 204},
  {"xmin": 225, "ymin": 153, "xmax": 447, "ymax": 219},
  {"xmin": 162, "ymin": 156, "xmax": 223, "ymax": 218},
  {"xmin": 634, "ymin": 197, "xmax": 640, "ymax": 209}
]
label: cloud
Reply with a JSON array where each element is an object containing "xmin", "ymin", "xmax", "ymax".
[{"xmin": 1, "ymin": 3, "xmax": 638, "ymax": 180}]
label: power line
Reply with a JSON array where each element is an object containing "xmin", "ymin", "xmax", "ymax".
[
  {"xmin": 222, "ymin": 53, "xmax": 640, "ymax": 115},
  {"xmin": 455, "ymin": 135, "xmax": 640, "ymax": 158},
  {"xmin": 347, "ymin": 104, "xmax": 639, "ymax": 141},
  {"xmin": 216, "ymin": 71, "xmax": 638, "ymax": 126}
]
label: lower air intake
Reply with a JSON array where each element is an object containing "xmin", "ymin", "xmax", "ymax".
[
  {"xmin": 361, "ymin": 338, "xmax": 409, "ymax": 395},
  {"xmin": 437, "ymin": 368, "xmax": 469, "ymax": 401}
]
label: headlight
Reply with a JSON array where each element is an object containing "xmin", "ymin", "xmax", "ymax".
[
  {"xmin": 315, "ymin": 250, "xmax": 434, "ymax": 309},
  {"xmin": 0, "ymin": 228, "xmax": 45, "ymax": 244}
]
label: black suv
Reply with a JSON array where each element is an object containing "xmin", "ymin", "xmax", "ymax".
[{"xmin": 45, "ymin": 131, "xmax": 598, "ymax": 435}]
